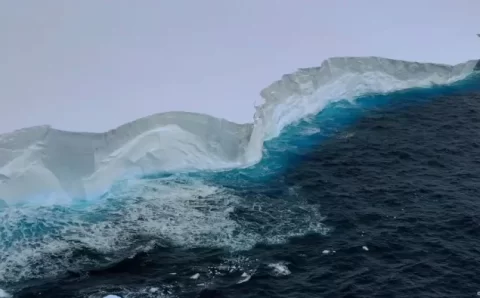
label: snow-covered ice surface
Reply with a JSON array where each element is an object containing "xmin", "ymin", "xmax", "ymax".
[
  {"xmin": 0, "ymin": 57, "xmax": 477, "ymax": 205},
  {"xmin": 0, "ymin": 113, "xmax": 252, "ymax": 205}
]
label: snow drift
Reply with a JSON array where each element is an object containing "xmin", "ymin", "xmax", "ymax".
[{"xmin": 0, "ymin": 57, "xmax": 478, "ymax": 205}]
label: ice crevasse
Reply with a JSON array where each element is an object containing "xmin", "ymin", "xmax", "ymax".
[{"xmin": 0, "ymin": 57, "xmax": 478, "ymax": 205}]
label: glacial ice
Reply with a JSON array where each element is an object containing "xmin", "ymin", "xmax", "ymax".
[
  {"xmin": 0, "ymin": 57, "xmax": 478, "ymax": 205},
  {"xmin": 0, "ymin": 112, "xmax": 252, "ymax": 204}
]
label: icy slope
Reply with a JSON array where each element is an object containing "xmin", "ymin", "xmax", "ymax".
[
  {"xmin": 0, "ymin": 112, "xmax": 252, "ymax": 204},
  {"xmin": 0, "ymin": 57, "xmax": 478, "ymax": 205}
]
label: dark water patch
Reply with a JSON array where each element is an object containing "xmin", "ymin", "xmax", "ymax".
[{"xmin": 278, "ymin": 92, "xmax": 480, "ymax": 298}]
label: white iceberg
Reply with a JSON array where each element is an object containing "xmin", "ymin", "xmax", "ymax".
[{"xmin": 0, "ymin": 57, "xmax": 478, "ymax": 205}]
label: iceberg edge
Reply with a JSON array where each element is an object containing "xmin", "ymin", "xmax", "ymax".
[{"xmin": 1, "ymin": 56, "xmax": 478, "ymax": 204}]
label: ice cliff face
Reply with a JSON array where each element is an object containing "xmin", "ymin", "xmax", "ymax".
[
  {"xmin": 0, "ymin": 112, "xmax": 252, "ymax": 204},
  {"xmin": 244, "ymin": 57, "xmax": 478, "ymax": 163},
  {"xmin": 474, "ymin": 60, "xmax": 480, "ymax": 71},
  {"xmin": 0, "ymin": 57, "xmax": 478, "ymax": 205}
]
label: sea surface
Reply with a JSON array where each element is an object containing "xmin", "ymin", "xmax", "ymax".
[{"xmin": 2, "ymin": 74, "xmax": 480, "ymax": 297}]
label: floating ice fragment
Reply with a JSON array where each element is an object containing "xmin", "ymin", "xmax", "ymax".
[
  {"xmin": 149, "ymin": 287, "xmax": 159, "ymax": 293},
  {"xmin": 103, "ymin": 295, "xmax": 121, "ymax": 298},
  {"xmin": 237, "ymin": 272, "xmax": 251, "ymax": 284},
  {"xmin": 190, "ymin": 273, "xmax": 200, "ymax": 280},
  {"xmin": 362, "ymin": 246, "xmax": 369, "ymax": 251},
  {"xmin": 169, "ymin": 272, "xmax": 177, "ymax": 275},
  {"xmin": 268, "ymin": 263, "xmax": 291, "ymax": 276},
  {"xmin": 322, "ymin": 250, "xmax": 330, "ymax": 255}
]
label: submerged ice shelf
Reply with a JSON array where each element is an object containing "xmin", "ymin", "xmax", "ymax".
[{"xmin": 0, "ymin": 57, "xmax": 478, "ymax": 205}]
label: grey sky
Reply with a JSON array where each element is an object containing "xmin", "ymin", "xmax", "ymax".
[{"xmin": 1, "ymin": 0, "xmax": 479, "ymax": 134}]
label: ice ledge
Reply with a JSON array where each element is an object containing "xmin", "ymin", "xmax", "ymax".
[
  {"xmin": 260, "ymin": 57, "xmax": 479, "ymax": 103},
  {"xmin": 0, "ymin": 56, "xmax": 478, "ymax": 205}
]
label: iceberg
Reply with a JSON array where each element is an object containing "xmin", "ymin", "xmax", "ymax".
[
  {"xmin": 0, "ymin": 112, "xmax": 252, "ymax": 204},
  {"xmin": 0, "ymin": 57, "xmax": 478, "ymax": 205}
]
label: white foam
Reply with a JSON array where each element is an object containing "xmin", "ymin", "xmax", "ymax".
[
  {"xmin": 149, "ymin": 287, "xmax": 159, "ymax": 293},
  {"xmin": 0, "ymin": 289, "xmax": 11, "ymax": 298},
  {"xmin": 0, "ymin": 57, "xmax": 476, "ymax": 205},
  {"xmin": 237, "ymin": 272, "xmax": 251, "ymax": 284},
  {"xmin": 0, "ymin": 171, "xmax": 331, "ymax": 284},
  {"xmin": 268, "ymin": 262, "xmax": 291, "ymax": 276},
  {"xmin": 101, "ymin": 287, "xmax": 175, "ymax": 298},
  {"xmin": 0, "ymin": 177, "xmax": 257, "ymax": 283},
  {"xmin": 190, "ymin": 273, "xmax": 200, "ymax": 280}
]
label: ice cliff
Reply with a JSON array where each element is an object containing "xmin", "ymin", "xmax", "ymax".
[{"xmin": 0, "ymin": 57, "xmax": 478, "ymax": 205}]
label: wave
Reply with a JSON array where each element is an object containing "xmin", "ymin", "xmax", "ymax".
[
  {"xmin": 0, "ymin": 174, "xmax": 328, "ymax": 284},
  {"xmin": 1, "ymin": 57, "xmax": 478, "ymax": 205}
]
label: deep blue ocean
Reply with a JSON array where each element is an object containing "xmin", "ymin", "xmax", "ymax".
[{"xmin": 3, "ymin": 73, "xmax": 480, "ymax": 297}]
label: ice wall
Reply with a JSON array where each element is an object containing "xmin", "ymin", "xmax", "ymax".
[
  {"xmin": 0, "ymin": 112, "xmax": 252, "ymax": 204},
  {"xmin": 255, "ymin": 57, "xmax": 479, "ymax": 140},
  {"xmin": 0, "ymin": 57, "xmax": 478, "ymax": 205}
]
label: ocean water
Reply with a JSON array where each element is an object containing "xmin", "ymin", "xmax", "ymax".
[{"xmin": 2, "ymin": 74, "xmax": 480, "ymax": 297}]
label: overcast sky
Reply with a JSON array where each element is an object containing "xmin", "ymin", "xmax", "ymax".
[{"xmin": 1, "ymin": 0, "xmax": 479, "ymax": 134}]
